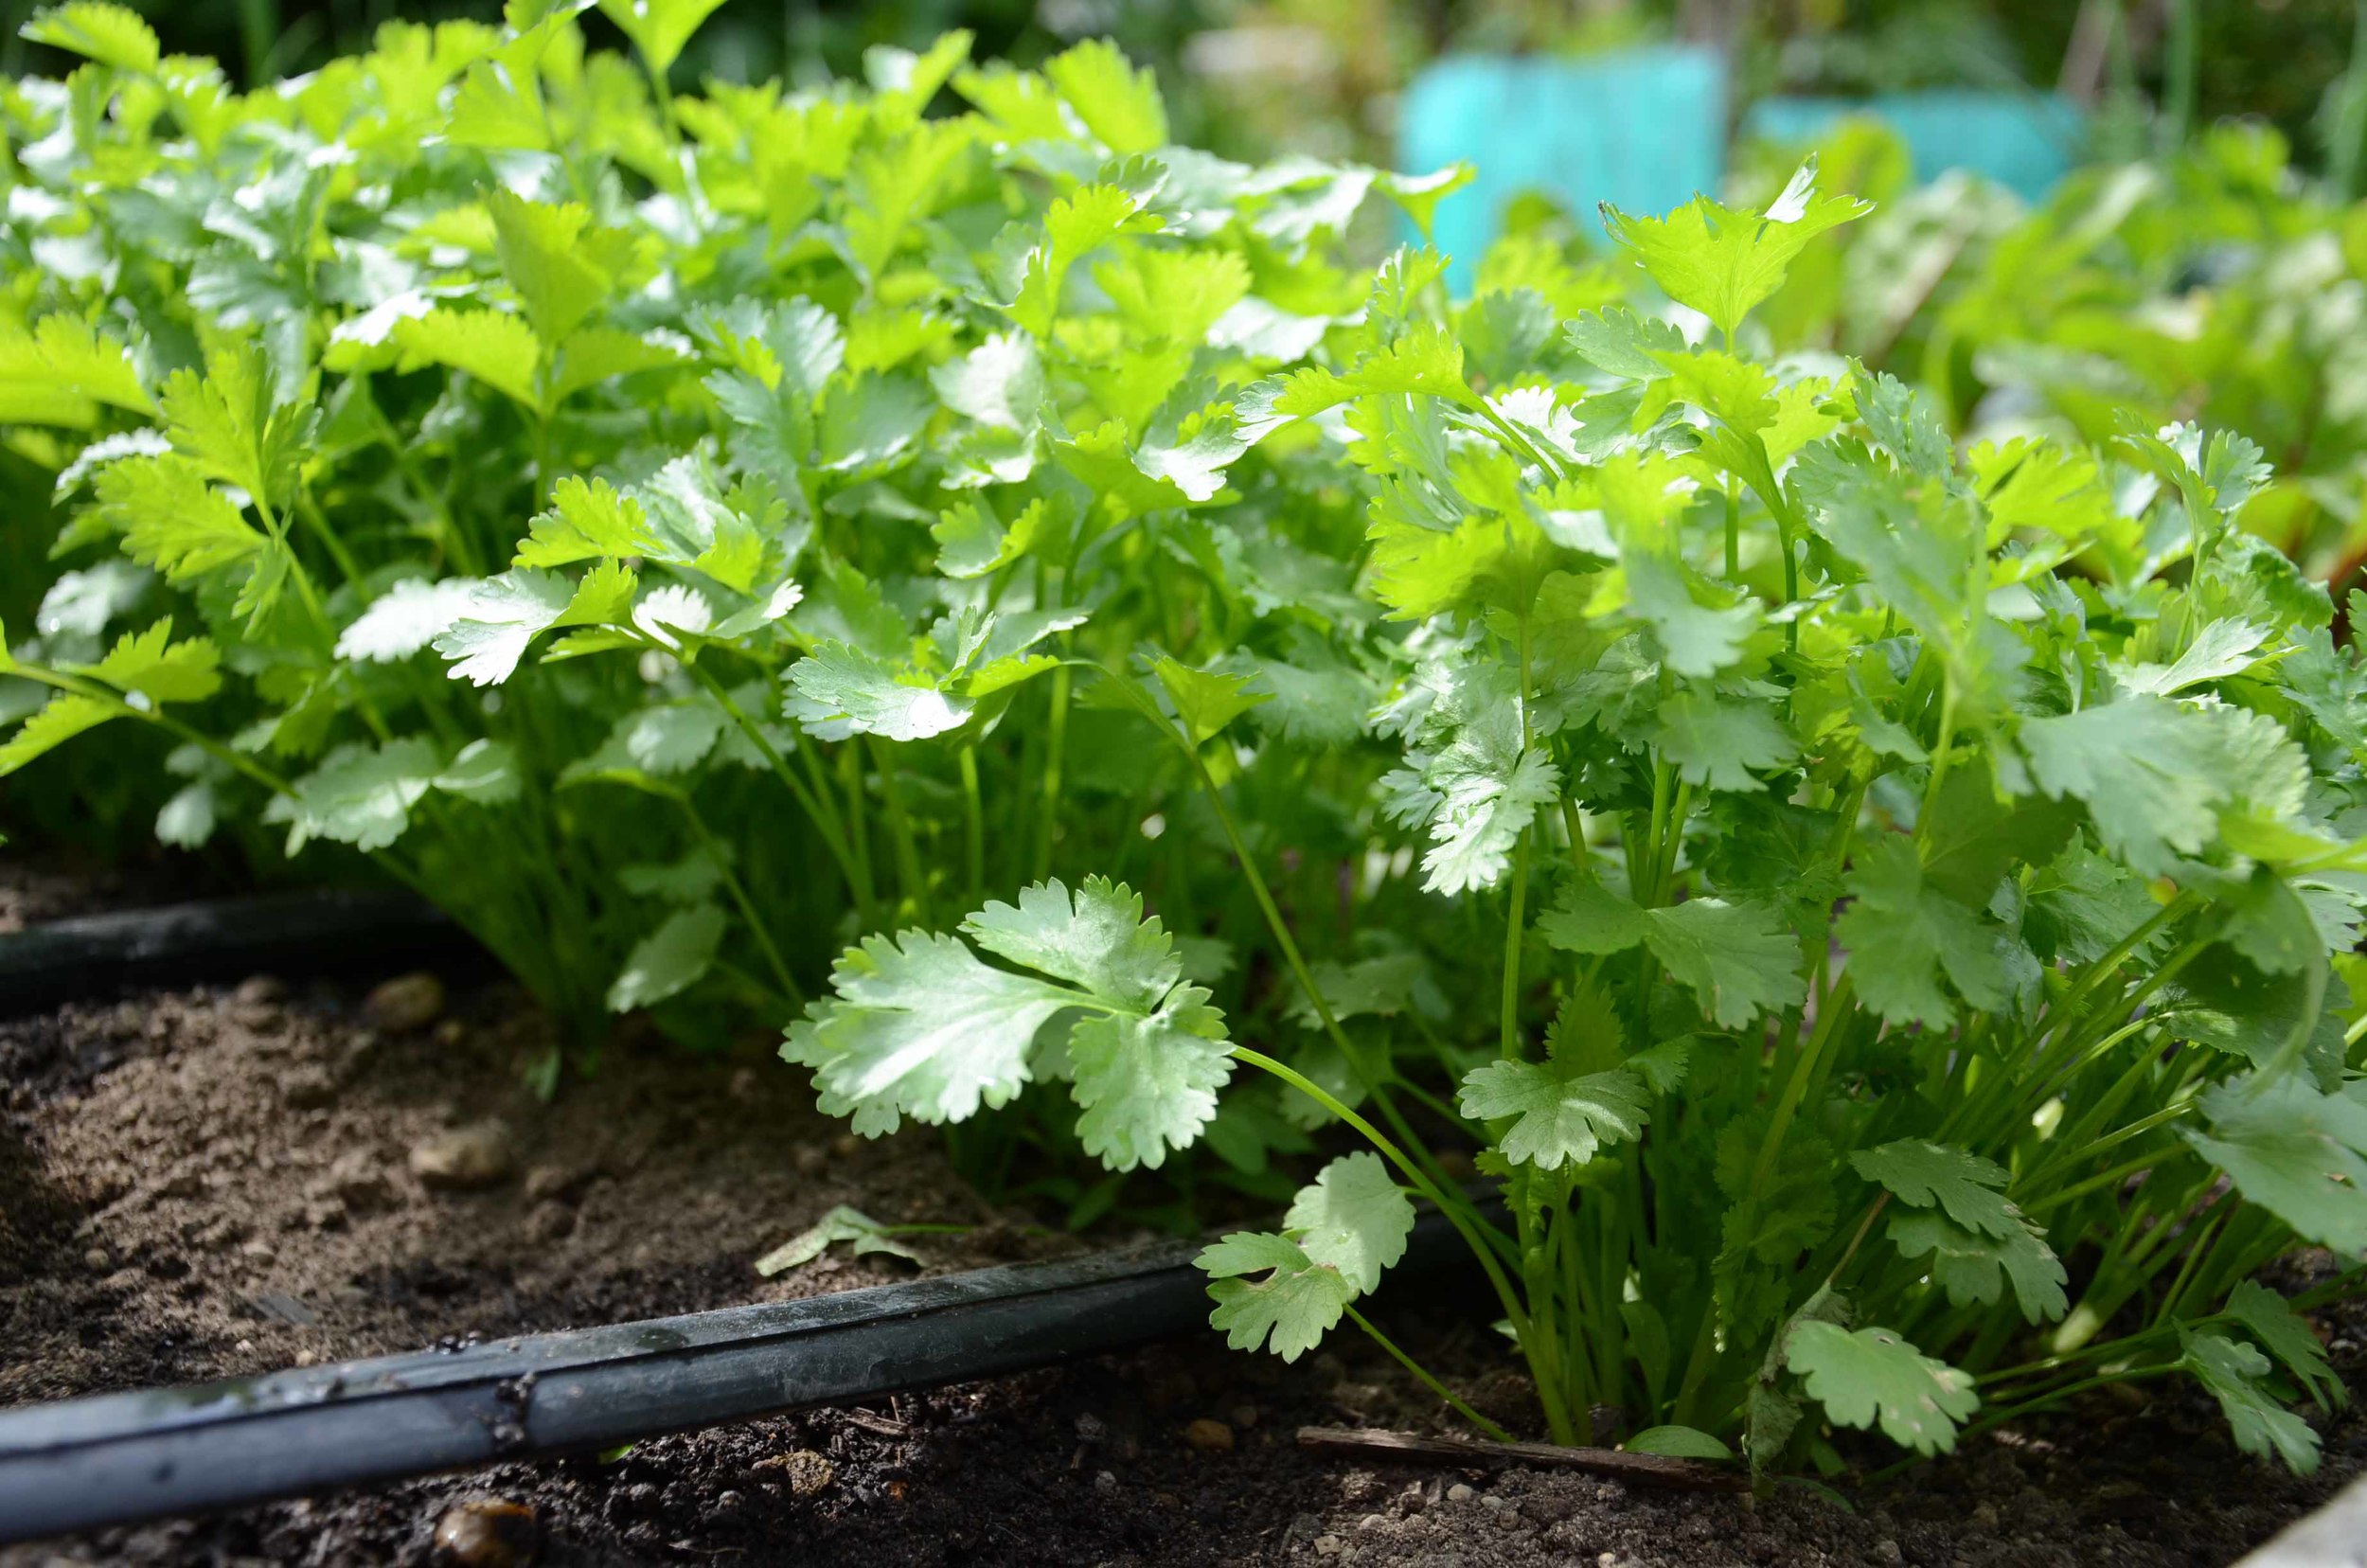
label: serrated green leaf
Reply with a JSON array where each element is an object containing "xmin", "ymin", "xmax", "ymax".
[
  {"xmin": 1837, "ymin": 837, "xmax": 2021, "ymax": 1029},
  {"xmin": 0, "ymin": 694, "xmax": 117, "ymax": 776},
  {"xmin": 1458, "ymin": 1059, "xmax": 1647, "ymax": 1171},
  {"xmin": 264, "ymin": 738, "xmax": 442, "ymax": 853},
  {"xmin": 2223, "ymin": 1281, "xmax": 2342, "ymax": 1412},
  {"xmin": 0, "ymin": 316, "xmax": 154, "ymax": 419},
  {"xmin": 22, "ymin": 2, "xmax": 157, "ymax": 72},
  {"xmin": 1651, "ymin": 689, "xmax": 1795, "ymax": 793},
  {"xmin": 786, "ymin": 879, "xmax": 1229, "ymax": 1154},
  {"xmin": 2184, "ymin": 1329, "xmax": 2321, "ymax": 1473},
  {"xmin": 608, "ymin": 902, "xmax": 727, "ymax": 1012},
  {"xmin": 1604, "ymin": 157, "xmax": 1874, "ymax": 343},
  {"xmin": 79, "ymin": 618, "xmax": 221, "ymax": 704},
  {"xmin": 1042, "ymin": 37, "xmax": 1166, "ymax": 154},
  {"xmin": 596, "ymin": 0, "xmax": 726, "ymax": 74},
  {"xmin": 1151, "ymin": 655, "xmax": 1269, "ymax": 747},
  {"xmin": 1283, "ymin": 1152, "xmax": 1415, "ymax": 1293},
  {"xmin": 2183, "ymin": 1074, "xmax": 2367, "ymax": 1254},
  {"xmin": 1886, "ymin": 1210, "xmax": 2067, "ymax": 1324},
  {"xmin": 1785, "ymin": 1320, "xmax": 1977, "ymax": 1456},
  {"xmin": 1198, "ymin": 1231, "xmax": 1355, "ymax": 1363},
  {"xmin": 394, "ymin": 307, "xmax": 543, "ymax": 409}
]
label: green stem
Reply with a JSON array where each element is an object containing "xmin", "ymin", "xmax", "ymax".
[
  {"xmin": 676, "ymin": 792, "xmax": 805, "ymax": 1009},
  {"xmin": 1721, "ymin": 477, "xmax": 1739, "ymax": 579},
  {"xmin": 1231, "ymin": 1044, "xmax": 1536, "ymax": 1345},
  {"xmin": 294, "ymin": 490, "xmax": 367, "ymax": 588},
  {"xmin": 867, "ymin": 737, "xmax": 931, "ymax": 922},
  {"xmin": 1185, "ymin": 742, "xmax": 1457, "ymax": 1194},
  {"xmin": 1500, "ymin": 829, "xmax": 1533, "ymax": 1060},
  {"xmin": 1036, "ymin": 663, "xmax": 1072, "ymax": 881},
  {"xmin": 959, "ymin": 745, "xmax": 986, "ymax": 908},
  {"xmin": 682, "ymin": 660, "xmax": 869, "ymax": 914},
  {"xmin": 1917, "ymin": 675, "xmax": 1958, "ymax": 837},
  {"xmin": 1344, "ymin": 1302, "xmax": 1516, "ymax": 1443}
]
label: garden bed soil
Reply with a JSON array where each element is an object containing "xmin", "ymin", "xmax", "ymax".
[{"xmin": 3, "ymin": 950, "xmax": 2364, "ymax": 1565}]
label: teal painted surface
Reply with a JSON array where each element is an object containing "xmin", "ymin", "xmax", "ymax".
[
  {"xmin": 1398, "ymin": 46, "xmax": 1726, "ymax": 288},
  {"xmin": 1742, "ymin": 91, "xmax": 2086, "ymax": 203}
]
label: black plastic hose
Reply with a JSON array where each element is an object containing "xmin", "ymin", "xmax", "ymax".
[
  {"xmin": 0, "ymin": 1209, "xmax": 1477, "ymax": 1544},
  {"xmin": 0, "ymin": 887, "xmax": 483, "ymax": 1016}
]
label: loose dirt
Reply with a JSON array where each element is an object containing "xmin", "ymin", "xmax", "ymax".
[{"xmin": 2, "ymin": 963, "xmax": 2361, "ymax": 1566}]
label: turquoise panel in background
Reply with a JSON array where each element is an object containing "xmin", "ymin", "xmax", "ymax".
[
  {"xmin": 1741, "ymin": 91, "xmax": 2086, "ymax": 204},
  {"xmin": 1397, "ymin": 46, "xmax": 1726, "ymax": 290}
]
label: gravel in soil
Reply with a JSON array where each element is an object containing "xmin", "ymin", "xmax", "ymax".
[{"xmin": 2, "ymin": 969, "xmax": 2363, "ymax": 1566}]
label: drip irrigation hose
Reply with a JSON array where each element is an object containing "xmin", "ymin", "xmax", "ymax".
[
  {"xmin": 0, "ymin": 890, "xmax": 1493, "ymax": 1543},
  {"xmin": 0, "ymin": 887, "xmax": 486, "ymax": 1017},
  {"xmin": 0, "ymin": 1208, "xmax": 1482, "ymax": 1545}
]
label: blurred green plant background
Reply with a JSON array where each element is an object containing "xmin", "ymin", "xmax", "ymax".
[{"xmin": 5, "ymin": 2, "xmax": 2363, "ymax": 178}]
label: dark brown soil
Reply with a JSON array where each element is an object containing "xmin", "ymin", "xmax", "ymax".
[{"xmin": 2, "ymin": 963, "xmax": 2360, "ymax": 1566}]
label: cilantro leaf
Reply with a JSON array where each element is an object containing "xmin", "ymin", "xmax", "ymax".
[
  {"xmin": 2182, "ymin": 1075, "xmax": 2367, "ymax": 1253},
  {"xmin": 1198, "ymin": 1231, "xmax": 1355, "ymax": 1363},
  {"xmin": 1458, "ymin": 1059, "xmax": 1648, "ymax": 1171},
  {"xmin": 787, "ymin": 879, "xmax": 1231, "ymax": 1162},
  {"xmin": 2223, "ymin": 1281, "xmax": 2342, "ymax": 1412},
  {"xmin": 2184, "ymin": 1329, "xmax": 2322, "ymax": 1473},
  {"xmin": 1538, "ymin": 881, "xmax": 1804, "ymax": 1028},
  {"xmin": 1836, "ymin": 837, "xmax": 2023, "ymax": 1029},
  {"xmin": 1784, "ymin": 1320, "xmax": 1978, "ymax": 1456},
  {"xmin": 1602, "ymin": 157, "xmax": 1874, "ymax": 343},
  {"xmin": 1283, "ymin": 1151, "xmax": 1415, "ymax": 1292},
  {"xmin": 1886, "ymin": 1210, "xmax": 2068, "ymax": 1324},
  {"xmin": 607, "ymin": 903, "xmax": 727, "ymax": 1012}
]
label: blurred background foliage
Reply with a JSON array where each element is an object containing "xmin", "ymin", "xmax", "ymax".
[{"xmin": 2, "ymin": 1, "xmax": 2362, "ymax": 177}]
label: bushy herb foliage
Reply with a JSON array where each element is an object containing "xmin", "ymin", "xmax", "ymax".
[
  {"xmin": 8, "ymin": 2, "xmax": 2367, "ymax": 1477},
  {"xmin": 787, "ymin": 158, "xmax": 2367, "ymax": 1470},
  {"xmin": 0, "ymin": 0, "xmax": 1458, "ymax": 1078}
]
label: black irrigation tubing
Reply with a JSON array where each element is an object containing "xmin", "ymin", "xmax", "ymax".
[
  {"xmin": 0, "ymin": 886, "xmax": 489, "ymax": 1017},
  {"xmin": 0, "ymin": 1209, "xmax": 1484, "ymax": 1544},
  {"xmin": 0, "ymin": 891, "xmax": 1496, "ymax": 1544}
]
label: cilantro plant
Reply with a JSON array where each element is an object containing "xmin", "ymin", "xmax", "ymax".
[
  {"xmin": 0, "ymin": 2, "xmax": 1457, "ymax": 1106},
  {"xmin": 788, "ymin": 157, "xmax": 2367, "ymax": 1475},
  {"xmin": 8, "ymin": 0, "xmax": 2367, "ymax": 1479}
]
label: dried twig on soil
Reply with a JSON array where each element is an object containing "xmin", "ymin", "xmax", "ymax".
[{"xmin": 1294, "ymin": 1426, "xmax": 1747, "ymax": 1491}]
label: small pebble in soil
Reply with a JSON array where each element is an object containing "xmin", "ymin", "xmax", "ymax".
[
  {"xmin": 1231, "ymin": 1403, "xmax": 1259, "ymax": 1429},
  {"xmin": 235, "ymin": 975, "xmax": 287, "ymax": 1006},
  {"xmin": 525, "ymin": 1203, "xmax": 576, "ymax": 1243},
  {"xmin": 522, "ymin": 1165, "xmax": 584, "ymax": 1204},
  {"xmin": 364, "ymin": 971, "xmax": 446, "ymax": 1033},
  {"xmin": 1075, "ymin": 1413, "xmax": 1108, "ymax": 1443},
  {"xmin": 754, "ymin": 1449, "xmax": 834, "ymax": 1499},
  {"xmin": 431, "ymin": 1496, "xmax": 536, "ymax": 1568},
  {"xmin": 411, "ymin": 1120, "xmax": 516, "ymax": 1191},
  {"xmin": 1094, "ymin": 1470, "xmax": 1118, "ymax": 1494},
  {"xmin": 830, "ymin": 1132, "xmax": 861, "ymax": 1158},
  {"xmin": 82, "ymin": 1246, "xmax": 108, "ymax": 1271},
  {"xmin": 1312, "ymin": 1535, "xmax": 1344, "ymax": 1558},
  {"xmin": 1183, "ymin": 1417, "xmax": 1234, "ymax": 1452},
  {"xmin": 1447, "ymin": 1484, "xmax": 1475, "ymax": 1504},
  {"xmin": 1970, "ymin": 1502, "xmax": 1999, "ymax": 1529},
  {"xmin": 1875, "ymin": 1541, "xmax": 1903, "ymax": 1565}
]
